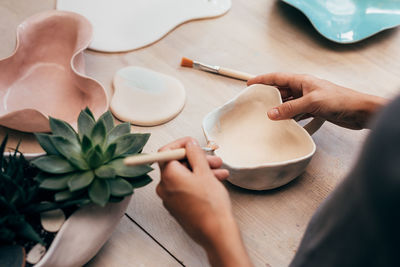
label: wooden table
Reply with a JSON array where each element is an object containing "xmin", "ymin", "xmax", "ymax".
[{"xmin": 1, "ymin": 1, "xmax": 400, "ymax": 266}]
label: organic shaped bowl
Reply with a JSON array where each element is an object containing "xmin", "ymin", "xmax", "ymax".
[
  {"xmin": 57, "ymin": 0, "xmax": 232, "ymax": 52},
  {"xmin": 0, "ymin": 11, "xmax": 108, "ymax": 132},
  {"xmin": 281, "ymin": 0, "xmax": 400, "ymax": 43},
  {"xmin": 203, "ymin": 84, "xmax": 324, "ymax": 190}
]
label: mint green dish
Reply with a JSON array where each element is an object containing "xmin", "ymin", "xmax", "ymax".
[{"xmin": 281, "ymin": 0, "xmax": 400, "ymax": 43}]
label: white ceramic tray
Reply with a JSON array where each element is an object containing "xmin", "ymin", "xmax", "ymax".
[{"xmin": 57, "ymin": 0, "xmax": 232, "ymax": 52}]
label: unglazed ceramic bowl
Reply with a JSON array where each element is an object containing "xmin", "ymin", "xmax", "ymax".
[
  {"xmin": 0, "ymin": 10, "xmax": 108, "ymax": 132},
  {"xmin": 57, "ymin": 0, "xmax": 232, "ymax": 52},
  {"xmin": 281, "ymin": 0, "xmax": 400, "ymax": 43},
  {"xmin": 203, "ymin": 84, "xmax": 324, "ymax": 190}
]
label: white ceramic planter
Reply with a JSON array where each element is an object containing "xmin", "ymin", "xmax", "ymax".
[
  {"xmin": 203, "ymin": 84, "xmax": 324, "ymax": 190},
  {"xmin": 4, "ymin": 153, "xmax": 130, "ymax": 267},
  {"xmin": 34, "ymin": 196, "xmax": 131, "ymax": 267}
]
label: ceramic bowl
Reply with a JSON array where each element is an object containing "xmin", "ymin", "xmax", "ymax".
[
  {"xmin": 57, "ymin": 0, "xmax": 232, "ymax": 52},
  {"xmin": 202, "ymin": 84, "xmax": 324, "ymax": 190},
  {"xmin": 0, "ymin": 10, "xmax": 108, "ymax": 132},
  {"xmin": 281, "ymin": 0, "xmax": 400, "ymax": 43}
]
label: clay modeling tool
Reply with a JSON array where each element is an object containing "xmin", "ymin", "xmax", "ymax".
[
  {"xmin": 124, "ymin": 145, "xmax": 218, "ymax": 166},
  {"xmin": 180, "ymin": 57, "xmax": 255, "ymax": 81}
]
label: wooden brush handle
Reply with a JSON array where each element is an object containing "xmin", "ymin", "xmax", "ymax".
[
  {"xmin": 219, "ymin": 67, "xmax": 255, "ymax": 81},
  {"xmin": 124, "ymin": 148, "xmax": 186, "ymax": 166}
]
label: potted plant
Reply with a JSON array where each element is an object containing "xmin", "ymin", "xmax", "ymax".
[{"xmin": 0, "ymin": 108, "xmax": 152, "ymax": 266}]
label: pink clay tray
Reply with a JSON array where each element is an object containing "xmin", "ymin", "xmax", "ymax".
[{"xmin": 0, "ymin": 10, "xmax": 108, "ymax": 133}]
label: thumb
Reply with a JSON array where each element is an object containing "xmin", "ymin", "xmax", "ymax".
[{"xmin": 268, "ymin": 97, "xmax": 309, "ymax": 120}]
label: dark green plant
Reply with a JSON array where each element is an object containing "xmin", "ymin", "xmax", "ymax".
[
  {"xmin": 0, "ymin": 135, "xmax": 42, "ymax": 245},
  {"xmin": 32, "ymin": 108, "xmax": 153, "ymax": 207}
]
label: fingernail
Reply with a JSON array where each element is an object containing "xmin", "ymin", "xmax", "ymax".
[{"xmin": 268, "ymin": 108, "xmax": 280, "ymax": 119}]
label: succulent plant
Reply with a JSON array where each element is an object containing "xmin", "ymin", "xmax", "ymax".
[
  {"xmin": 32, "ymin": 108, "xmax": 153, "ymax": 207},
  {"xmin": 0, "ymin": 135, "xmax": 42, "ymax": 245}
]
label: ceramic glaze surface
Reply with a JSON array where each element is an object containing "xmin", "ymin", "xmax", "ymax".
[
  {"xmin": 282, "ymin": 0, "xmax": 400, "ymax": 43},
  {"xmin": 111, "ymin": 66, "xmax": 186, "ymax": 126},
  {"xmin": 0, "ymin": 11, "xmax": 108, "ymax": 132},
  {"xmin": 203, "ymin": 84, "xmax": 321, "ymax": 190},
  {"xmin": 56, "ymin": 0, "xmax": 232, "ymax": 52}
]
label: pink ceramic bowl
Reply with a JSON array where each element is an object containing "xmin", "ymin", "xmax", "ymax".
[{"xmin": 0, "ymin": 10, "xmax": 108, "ymax": 132}]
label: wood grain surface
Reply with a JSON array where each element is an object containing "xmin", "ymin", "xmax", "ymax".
[{"xmin": 1, "ymin": 0, "xmax": 400, "ymax": 266}]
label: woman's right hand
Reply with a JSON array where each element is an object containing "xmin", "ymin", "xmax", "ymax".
[{"xmin": 248, "ymin": 73, "xmax": 387, "ymax": 130}]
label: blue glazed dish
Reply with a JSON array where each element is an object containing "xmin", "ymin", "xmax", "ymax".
[{"xmin": 281, "ymin": 0, "xmax": 400, "ymax": 43}]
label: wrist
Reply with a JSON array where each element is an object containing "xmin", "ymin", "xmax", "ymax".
[
  {"xmin": 357, "ymin": 94, "xmax": 388, "ymax": 128},
  {"xmin": 200, "ymin": 213, "xmax": 252, "ymax": 267}
]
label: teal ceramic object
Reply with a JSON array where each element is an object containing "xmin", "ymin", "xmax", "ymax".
[{"xmin": 281, "ymin": 0, "xmax": 400, "ymax": 43}]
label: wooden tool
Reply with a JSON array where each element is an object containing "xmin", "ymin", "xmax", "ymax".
[
  {"xmin": 180, "ymin": 57, "xmax": 255, "ymax": 81},
  {"xmin": 123, "ymin": 147, "xmax": 215, "ymax": 166}
]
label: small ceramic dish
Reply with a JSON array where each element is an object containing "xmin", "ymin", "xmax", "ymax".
[
  {"xmin": 0, "ymin": 10, "xmax": 108, "ymax": 132},
  {"xmin": 203, "ymin": 84, "xmax": 324, "ymax": 190},
  {"xmin": 281, "ymin": 0, "xmax": 400, "ymax": 43}
]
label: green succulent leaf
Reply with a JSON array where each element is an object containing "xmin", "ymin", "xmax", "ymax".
[
  {"xmin": 78, "ymin": 110, "xmax": 95, "ymax": 140},
  {"xmin": 0, "ymin": 134, "xmax": 7, "ymax": 162},
  {"xmin": 122, "ymin": 133, "xmax": 150, "ymax": 156},
  {"xmin": 34, "ymin": 133, "xmax": 60, "ymax": 156},
  {"xmin": 91, "ymin": 119, "xmax": 106, "ymax": 146},
  {"xmin": 109, "ymin": 178, "xmax": 133, "ymax": 197},
  {"xmin": 54, "ymin": 189, "xmax": 84, "ymax": 202},
  {"xmin": 95, "ymin": 165, "xmax": 116, "ymax": 179},
  {"xmin": 108, "ymin": 158, "xmax": 153, "ymax": 177},
  {"xmin": 87, "ymin": 145, "xmax": 103, "ymax": 168},
  {"xmin": 106, "ymin": 122, "xmax": 130, "ymax": 145},
  {"xmin": 18, "ymin": 221, "xmax": 43, "ymax": 244},
  {"xmin": 83, "ymin": 107, "xmax": 95, "ymax": 120},
  {"xmin": 49, "ymin": 117, "xmax": 78, "ymax": 145},
  {"xmin": 103, "ymin": 143, "xmax": 116, "ymax": 162},
  {"xmin": 112, "ymin": 133, "xmax": 150, "ymax": 158},
  {"xmin": 128, "ymin": 174, "xmax": 153, "ymax": 189},
  {"xmin": 68, "ymin": 171, "xmax": 95, "ymax": 192},
  {"xmin": 31, "ymin": 155, "xmax": 75, "ymax": 174},
  {"xmin": 49, "ymin": 136, "xmax": 88, "ymax": 170},
  {"xmin": 81, "ymin": 135, "xmax": 93, "ymax": 155},
  {"xmin": 39, "ymin": 173, "xmax": 75, "ymax": 191},
  {"xmin": 88, "ymin": 179, "xmax": 110, "ymax": 207},
  {"xmin": 98, "ymin": 111, "xmax": 114, "ymax": 133}
]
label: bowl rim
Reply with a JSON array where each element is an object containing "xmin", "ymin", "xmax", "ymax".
[{"xmin": 202, "ymin": 84, "xmax": 317, "ymax": 170}]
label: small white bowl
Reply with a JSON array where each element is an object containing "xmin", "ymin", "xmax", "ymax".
[{"xmin": 202, "ymin": 84, "xmax": 324, "ymax": 190}]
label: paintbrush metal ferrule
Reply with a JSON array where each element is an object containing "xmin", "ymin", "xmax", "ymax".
[{"xmin": 193, "ymin": 60, "xmax": 220, "ymax": 74}]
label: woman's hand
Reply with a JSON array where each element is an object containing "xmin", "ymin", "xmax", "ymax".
[
  {"xmin": 248, "ymin": 73, "xmax": 387, "ymax": 129},
  {"xmin": 157, "ymin": 137, "xmax": 252, "ymax": 267}
]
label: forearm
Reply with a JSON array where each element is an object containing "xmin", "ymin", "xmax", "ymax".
[{"xmin": 201, "ymin": 215, "xmax": 252, "ymax": 267}]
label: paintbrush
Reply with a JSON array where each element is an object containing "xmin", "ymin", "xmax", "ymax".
[
  {"xmin": 124, "ymin": 145, "xmax": 218, "ymax": 166},
  {"xmin": 180, "ymin": 57, "xmax": 255, "ymax": 81}
]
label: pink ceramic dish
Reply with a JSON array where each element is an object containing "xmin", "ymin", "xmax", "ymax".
[{"xmin": 0, "ymin": 10, "xmax": 108, "ymax": 132}]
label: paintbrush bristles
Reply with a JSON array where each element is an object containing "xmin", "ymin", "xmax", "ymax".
[{"xmin": 180, "ymin": 57, "xmax": 194, "ymax": 68}]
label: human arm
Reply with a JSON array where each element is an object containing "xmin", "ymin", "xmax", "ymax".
[
  {"xmin": 156, "ymin": 137, "xmax": 252, "ymax": 267},
  {"xmin": 247, "ymin": 73, "xmax": 388, "ymax": 130}
]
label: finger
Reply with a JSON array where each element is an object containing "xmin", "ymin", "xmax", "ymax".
[
  {"xmin": 156, "ymin": 183, "xmax": 165, "ymax": 199},
  {"xmin": 206, "ymin": 155, "xmax": 223, "ymax": 169},
  {"xmin": 185, "ymin": 139, "xmax": 210, "ymax": 174},
  {"xmin": 161, "ymin": 160, "xmax": 192, "ymax": 185},
  {"xmin": 268, "ymin": 96, "xmax": 311, "ymax": 120},
  {"xmin": 213, "ymin": 169, "xmax": 230, "ymax": 180},
  {"xmin": 158, "ymin": 136, "xmax": 193, "ymax": 152},
  {"xmin": 248, "ymin": 72, "xmax": 313, "ymax": 97}
]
